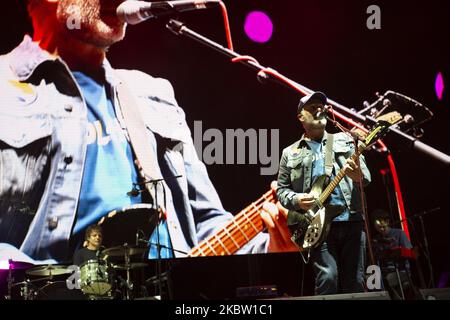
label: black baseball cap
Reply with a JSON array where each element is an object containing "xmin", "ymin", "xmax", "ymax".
[{"xmin": 297, "ymin": 91, "xmax": 327, "ymax": 114}]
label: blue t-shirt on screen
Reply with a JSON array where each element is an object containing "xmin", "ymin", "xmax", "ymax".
[{"xmin": 72, "ymin": 70, "xmax": 172, "ymax": 258}]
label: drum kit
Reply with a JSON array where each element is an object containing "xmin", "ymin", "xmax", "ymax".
[
  {"xmin": 3, "ymin": 244, "xmax": 149, "ymax": 300},
  {"xmin": 3, "ymin": 261, "xmax": 72, "ymax": 300},
  {"xmin": 2, "ymin": 204, "xmax": 171, "ymax": 300}
]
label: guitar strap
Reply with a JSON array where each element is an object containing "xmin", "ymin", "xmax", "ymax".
[
  {"xmin": 324, "ymin": 133, "xmax": 334, "ymax": 178},
  {"xmin": 115, "ymin": 74, "xmax": 163, "ymax": 195}
]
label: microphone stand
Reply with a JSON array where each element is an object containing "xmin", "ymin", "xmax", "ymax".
[
  {"xmin": 166, "ymin": 19, "xmax": 450, "ymax": 166},
  {"xmin": 138, "ymin": 239, "xmax": 188, "ymax": 256},
  {"xmin": 150, "ymin": 180, "xmax": 163, "ymax": 299},
  {"xmin": 5, "ymin": 259, "xmax": 13, "ymax": 300},
  {"xmin": 140, "ymin": 240, "xmax": 187, "ymax": 280},
  {"xmin": 419, "ymin": 215, "xmax": 435, "ymax": 289},
  {"xmin": 137, "ymin": 238, "xmax": 187, "ymax": 299},
  {"xmin": 141, "ymin": 175, "xmax": 181, "ymax": 299},
  {"xmin": 398, "ymin": 207, "xmax": 440, "ymax": 288},
  {"xmin": 129, "ymin": 174, "xmax": 182, "ymax": 299}
]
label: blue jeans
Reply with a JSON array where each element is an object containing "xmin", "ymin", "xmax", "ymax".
[{"xmin": 311, "ymin": 221, "xmax": 366, "ymax": 295}]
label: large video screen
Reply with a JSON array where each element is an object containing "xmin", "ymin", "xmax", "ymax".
[{"xmin": 0, "ymin": 0, "xmax": 448, "ymax": 301}]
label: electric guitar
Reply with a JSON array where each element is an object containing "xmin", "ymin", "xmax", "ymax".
[
  {"xmin": 286, "ymin": 121, "xmax": 392, "ymax": 252},
  {"xmin": 188, "ymin": 189, "xmax": 276, "ymax": 257},
  {"xmin": 188, "ymin": 114, "xmax": 401, "ymax": 257}
]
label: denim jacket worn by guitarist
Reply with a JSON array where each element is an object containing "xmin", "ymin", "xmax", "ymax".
[
  {"xmin": 277, "ymin": 131, "xmax": 371, "ymax": 217},
  {"xmin": 0, "ymin": 36, "xmax": 269, "ymax": 263}
]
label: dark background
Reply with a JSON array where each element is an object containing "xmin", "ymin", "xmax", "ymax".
[{"xmin": 2, "ymin": 0, "xmax": 449, "ymax": 298}]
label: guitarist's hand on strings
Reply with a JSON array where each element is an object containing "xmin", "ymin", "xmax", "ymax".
[
  {"xmin": 344, "ymin": 158, "xmax": 363, "ymax": 182},
  {"xmin": 260, "ymin": 182, "xmax": 300, "ymax": 253},
  {"xmin": 297, "ymin": 193, "xmax": 315, "ymax": 211}
]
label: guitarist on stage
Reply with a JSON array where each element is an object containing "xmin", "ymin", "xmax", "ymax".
[{"xmin": 277, "ymin": 92, "xmax": 371, "ymax": 295}]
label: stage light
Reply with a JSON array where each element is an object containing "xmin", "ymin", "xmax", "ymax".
[
  {"xmin": 244, "ymin": 11, "xmax": 273, "ymax": 43},
  {"xmin": 435, "ymin": 72, "xmax": 444, "ymax": 100}
]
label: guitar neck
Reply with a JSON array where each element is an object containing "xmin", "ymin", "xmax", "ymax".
[
  {"xmin": 188, "ymin": 190, "xmax": 276, "ymax": 257},
  {"xmin": 319, "ymin": 144, "xmax": 365, "ymax": 204}
]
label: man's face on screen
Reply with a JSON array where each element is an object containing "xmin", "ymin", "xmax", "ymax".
[{"xmin": 55, "ymin": 0, "xmax": 127, "ymax": 48}]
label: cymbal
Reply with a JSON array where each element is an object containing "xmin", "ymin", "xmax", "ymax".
[
  {"xmin": 102, "ymin": 245, "xmax": 147, "ymax": 257},
  {"xmin": 112, "ymin": 262, "xmax": 148, "ymax": 270},
  {"xmin": 26, "ymin": 265, "xmax": 71, "ymax": 277},
  {"xmin": 0, "ymin": 260, "xmax": 34, "ymax": 270}
]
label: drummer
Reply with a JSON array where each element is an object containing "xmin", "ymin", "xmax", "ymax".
[{"xmin": 73, "ymin": 225, "xmax": 104, "ymax": 266}]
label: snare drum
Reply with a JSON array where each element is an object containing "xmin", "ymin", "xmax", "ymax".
[{"xmin": 79, "ymin": 260, "xmax": 114, "ymax": 296}]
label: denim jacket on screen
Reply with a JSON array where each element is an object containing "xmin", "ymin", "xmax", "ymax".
[{"xmin": 0, "ymin": 36, "xmax": 268, "ymax": 263}]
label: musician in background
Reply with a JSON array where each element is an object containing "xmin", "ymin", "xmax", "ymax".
[
  {"xmin": 371, "ymin": 209, "xmax": 414, "ymax": 298},
  {"xmin": 277, "ymin": 92, "xmax": 371, "ymax": 295},
  {"xmin": 372, "ymin": 209, "xmax": 413, "ymax": 260},
  {"xmin": 73, "ymin": 225, "xmax": 104, "ymax": 266}
]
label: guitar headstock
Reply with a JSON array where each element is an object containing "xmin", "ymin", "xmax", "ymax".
[
  {"xmin": 360, "ymin": 91, "xmax": 433, "ymax": 139},
  {"xmin": 364, "ymin": 120, "xmax": 391, "ymax": 146},
  {"xmin": 351, "ymin": 111, "xmax": 402, "ymax": 141}
]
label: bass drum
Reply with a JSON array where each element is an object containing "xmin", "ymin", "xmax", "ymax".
[
  {"xmin": 36, "ymin": 281, "xmax": 86, "ymax": 300},
  {"xmin": 79, "ymin": 259, "xmax": 115, "ymax": 298}
]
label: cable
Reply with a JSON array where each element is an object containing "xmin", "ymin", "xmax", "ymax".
[
  {"xmin": 219, "ymin": 1, "xmax": 233, "ymax": 50},
  {"xmin": 325, "ymin": 109, "xmax": 409, "ymax": 240},
  {"xmin": 325, "ymin": 105, "xmax": 376, "ymax": 267}
]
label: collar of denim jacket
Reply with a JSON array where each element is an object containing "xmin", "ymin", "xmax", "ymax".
[
  {"xmin": 8, "ymin": 35, "xmax": 59, "ymax": 81},
  {"xmin": 298, "ymin": 130, "xmax": 330, "ymax": 148},
  {"xmin": 9, "ymin": 35, "xmax": 118, "ymax": 86}
]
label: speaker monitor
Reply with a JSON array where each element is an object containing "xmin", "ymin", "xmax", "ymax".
[
  {"xmin": 419, "ymin": 287, "xmax": 450, "ymax": 300},
  {"xmin": 269, "ymin": 291, "xmax": 391, "ymax": 300}
]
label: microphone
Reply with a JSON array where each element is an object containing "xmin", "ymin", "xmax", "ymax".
[
  {"xmin": 117, "ymin": 0, "xmax": 221, "ymax": 25},
  {"xmin": 136, "ymin": 229, "xmax": 147, "ymax": 246},
  {"xmin": 127, "ymin": 184, "xmax": 141, "ymax": 197},
  {"xmin": 96, "ymin": 246, "xmax": 105, "ymax": 258},
  {"xmin": 315, "ymin": 110, "xmax": 326, "ymax": 119},
  {"xmin": 315, "ymin": 106, "xmax": 328, "ymax": 119}
]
